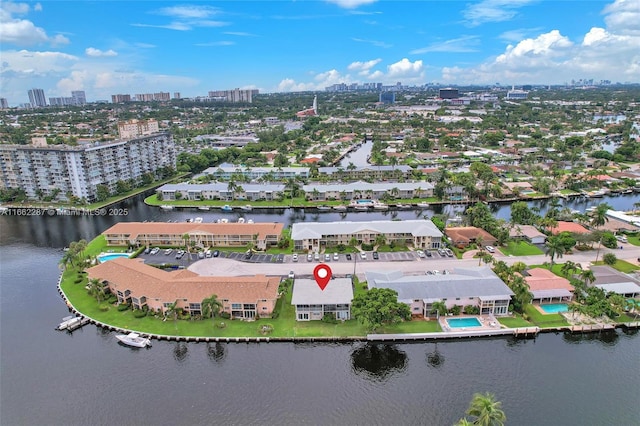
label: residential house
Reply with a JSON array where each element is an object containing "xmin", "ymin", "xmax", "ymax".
[
  {"xmin": 318, "ymin": 165, "xmax": 412, "ymax": 181},
  {"xmin": 591, "ymin": 265, "xmax": 640, "ymax": 297},
  {"xmin": 548, "ymin": 221, "xmax": 590, "ymax": 235},
  {"xmin": 87, "ymin": 258, "xmax": 280, "ymax": 319},
  {"xmin": 291, "ymin": 220, "xmax": 443, "ymax": 252},
  {"xmin": 302, "ymin": 181, "xmax": 434, "ymax": 201},
  {"xmin": 365, "ymin": 267, "xmax": 514, "ymax": 317},
  {"xmin": 522, "ymin": 268, "xmax": 574, "ymax": 303},
  {"xmin": 509, "ymin": 225, "xmax": 547, "ymax": 244},
  {"xmin": 102, "ymin": 221, "xmax": 283, "ymax": 251},
  {"xmin": 291, "ymin": 278, "xmax": 353, "ymax": 321},
  {"xmin": 156, "ymin": 183, "xmax": 285, "ymax": 201},
  {"xmin": 445, "ymin": 226, "xmax": 497, "ymax": 248}
]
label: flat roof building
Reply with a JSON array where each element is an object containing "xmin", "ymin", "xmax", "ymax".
[{"xmin": 291, "ymin": 278, "xmax": 353, "ymax": 321}]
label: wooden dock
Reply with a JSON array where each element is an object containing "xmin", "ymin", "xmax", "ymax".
[{"xmin": 368, "ymin": 327, "xmax": 540, "ymax": 341}]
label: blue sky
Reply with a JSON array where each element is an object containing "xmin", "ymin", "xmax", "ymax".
[{"xmin": 1, "ymin": 0, "xmax": 638, "ymax": 105}]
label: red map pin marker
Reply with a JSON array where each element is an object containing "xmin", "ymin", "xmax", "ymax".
[{"xmin": 313, "ymin": 263, "xmax": 332, "ymax": 291}]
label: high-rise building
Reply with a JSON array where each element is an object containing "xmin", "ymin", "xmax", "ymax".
[
  {"xmin": 28, "ymin": 88, "xmax": 47, "ymax": 107},
  {"xmin": 173, "ymin": 92, "xmax": 181, "ymax": 99},
  {"xmin": 0, "ymin": 133, "xmax": 176, "ymax": 202},
  {"xmin": 0, "ymin": 98, "xmax": 8, "ymax": 109},
  {"xmin": 71, "ymin": 91, "xmax": 86, "ymax": 105},
  {"xmin": 111, "ymin": 94, "xmax": 131, "ymax": 103},
  {"xmin": 379, "ymin": 92, "xmax": 395, "ymax": 104},
  {"xmin": 117, "ymin": 119, "xmax": 160, "ymax": 139},
  {"xmin": 207, "ymin": 88, "xmax": 258, "ymax": 103},
  {"xmin": 439, "ymin": 88, "xmax": 459, "ymax": 99}
]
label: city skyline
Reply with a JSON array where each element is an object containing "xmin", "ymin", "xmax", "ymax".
[{"xmin": 0, "ymin": 0, "xmax": 638, "ymax": 106}]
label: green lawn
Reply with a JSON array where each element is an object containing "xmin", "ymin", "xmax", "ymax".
[
  {"xmin": 498, "ymin": 316, "xmax": 533, "ymax": 328},
  {"xmin": 523, "ymin": 304, "xmax": 569, "ymax": 328},
  {"xmin": 627, "ymin": 234, "xmax": 640, "ymax": 246},
  {"xmin": 500, "ymin": 241, "xmax": 544, "ymax": 256},
  {"xmin": 593, "ymin": 259, "xmax": 640, "ymax": 273}
]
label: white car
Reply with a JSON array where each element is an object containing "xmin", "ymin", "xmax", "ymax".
[
  {"xmin": 360, "ymin": 252, "xmax": 367, "ymax": 260},
  {"xmin": 416, "ymin": 250, "xmax": 426, "ymax": 258},
  {"xmin": 333, "ymin": 253, "xmax": 339, "ymax": 261},
  {"xmin": 288, "ymin": 271, "xmax": 295, "ymax": 279},
  {"xmin": 292, "ymin": 253, "xmax": 298, "ymax": 262},
  {"xmin": 616, "ymin": 235, "xmax": 628, "ymax": 243},
  {"xmin": 485, "ymin": 246, "xmax": 495, "ymax": 253}
]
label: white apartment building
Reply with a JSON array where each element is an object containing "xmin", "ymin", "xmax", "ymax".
[
  {"xmin": 0, "ymin": 132, "xmax": 175, "ymax": 202},
  {"xmin": 117, "ymin": 119, "xmax": 160, "ymax": 139},
  {"xmin": 202, "ymin": 165, "xmax": 310, "ymax": 181}
]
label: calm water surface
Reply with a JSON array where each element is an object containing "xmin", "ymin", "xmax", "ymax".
[{"xmin": 1, "ymin": 196, "xmax": 639, "ymax": 425}]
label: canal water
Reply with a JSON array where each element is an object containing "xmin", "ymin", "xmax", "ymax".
[{"xmin": 1, "ymin": 195, "xmax": 639, "ymax": 425}]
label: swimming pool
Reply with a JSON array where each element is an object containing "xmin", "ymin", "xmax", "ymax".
[
  {"xmin": 97, "ymin": 253, "xmax": 131, "ymax": 262},
  {"xmin": 447, "ymin": 317, "xmax": 482, "ymax": 328},
  {"xmin": 356, "ymin": 199, "xmax": 374, "ymax": 205},
  {"xmin": 539, "ymin": 303, "xmax": 568, "ymax": 313}
]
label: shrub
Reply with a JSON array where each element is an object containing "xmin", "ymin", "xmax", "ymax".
[
  {"xmin": 603, "ymin": 253, "xmax": 617, "ymax": 266},
  {"xmin": 74, "ymin": 278, "xmax": 84, "ymax": 284},
  {"xmin": 361, "ymin": 243, "xmax": 374, "ymax": 251},
  {"xmin": 117, "ymin": 303, "xmax": 130, "ymax": 311},
  {"xmin": 321, "ymin": 313, "xmax": 337, "ymax": 324},
  {"xmin": 259, "ymin": 323, "xmax": 274, "ymax": 335},
  {"xmin": 107, "ymin": 295, "xmax": 118, "ymax": 304},
  {"xmin": 133, "ymin": 309, "xmax": 146, "ymax": 318},
  {"xmin": 98, "ymin": 303, "xmax": 110, "ymax": 312},
  {"xmin": 271, "ymin": 311, "xmax": 279, "ymax": 319},
  {"xmin": 216, "ymin": 321, "xmax": 227, "ymax": 329},
  {"xmin": 220, "ymin": 312, "xmax": 231, "ymax": 319},
  {"xmin": 449, "ymin": 305, "xmax": 462, "ymax": 315}
]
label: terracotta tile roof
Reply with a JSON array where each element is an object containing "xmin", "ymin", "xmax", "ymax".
[
  {"xmin": 445, "ymin": 226, "xmax": 497, "ymax": 245},
  {"xmin": 87, "ymin": 258, "xmax": 279, "ymax": 303},
  {"xmin": 102, "ymin": 222, "xmax": 284, "ymax": 241},
  {"xmin": 548, "ymin": 221, "xmax": 590, "ymax": 235},
  {"xmin": 524, "ymin": 268, "xmax": 574, "ymax": 292}
]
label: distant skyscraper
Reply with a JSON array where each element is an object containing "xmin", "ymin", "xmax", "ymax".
[
  {"xmin": 173, "ymin": 92, "xmax": 181, "ymax": 99},
  {"xmin": 28, "ymin": 88, "xmax": 47, "ymax": 107},
  {"xmin": 439, "ymin": 88, "xmax": 459, "ymax": 99},
  {"xmin": 0, "ymin": 98, "xmax": 8, "ymax": 109},
  {"xmin": 71, "ymin": 91, "xmax": 86, "ymax": 105},
  {"xmin": 111, "ymin": 94, "xmax": 131, "ymax": 103},
  {"xmin": 379, "ymin": 92, "xmax": 395, "ymax": 104}
]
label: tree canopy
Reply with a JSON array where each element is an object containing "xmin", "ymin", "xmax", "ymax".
[{"xmin": 351, "ymin": 288, "xmax": 411, "ymax": 332}]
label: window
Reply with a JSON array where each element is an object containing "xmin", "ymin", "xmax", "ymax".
[
  {"xmin": 231, "ymin": 303, "xmax": 241, "ymax": 309},
  {"xmin": 262, "ymin": 307, "xmax": 267, "ymax": 310}
]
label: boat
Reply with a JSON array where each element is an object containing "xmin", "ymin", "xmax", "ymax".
[
  {"xmin": 237, "ymin": 217, "xmax": 245, "ymax": 224},
  {"xmin": 316, "ymin": 205, "xmax": 332, "ymax": 211},
  {"xmin": 160, "ymin": 205, "xmax": 174, "ymax": 211},
  {"xmin": 240, "ymin": 205, "xmax": 253, "ymax": 211},
  {"xmin": 247, "ymin": 219, "xmax": 254, "ymax": 224},
  {"xmin": 193, "ymin": 217, "xmax": 203, "ymax": 223},
  {"xmin": 221, "ymin": 205, "xmax": 233, "ymax": 212},
  {"xmin": 354, "ymin": 205, "xmax": 370, "ymax": 211},
  {"xmin": 373, "ymin": 202, "xmax": 389, "ymax": 210},
  {"xmin": 395, "ymin": 203, "xmax": 411, "ymax": 209},
  {"xmin": 198, "ymin": 206, "xmax": 210, "ymax": 211},
  {"xmin": 333, "ymin": 205, "xmax": 347, "ymax": 211},
  {"xmin": 57, "ymin": 315, "xmax": 81, "ymax": 331},
  {"xmin": 115, "ymin": 332, "xmax": 151, "ymax": 348},
  {"xmin": 416, "ymin": 202, "xmax": 430, "ymax": 208}
]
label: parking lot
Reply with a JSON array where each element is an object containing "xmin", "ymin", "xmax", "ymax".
[{"xmin": 137, "ymin": 248, "xmax": 455, "ymax": 267}]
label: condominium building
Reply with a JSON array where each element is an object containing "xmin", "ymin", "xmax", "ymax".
[
  {"xmin": 117, "ymin": 119, "xmax": 160, "ymax": 139},
  {"xmin": 291, "ymin": 219, "xmax": 443, "ymax": 252},
  {"xmin": 0, "ymin": 98, "xmax": 8, "ymax": 109},
  {"xmin": 102, "ymin": 221, "xmax": 284, "ymax": 251},
  {"xmin": 0, "ymin": 132, "xmax": 175, "ymax": 202},
  {"xmin": 202, "ymin": 165, "xmax": 310, "ymax": 181},
  {"xmin": 318, "ymin": 165, "xmax": 412, "ymax": 181},
  {"xmin": 28, "ymin": 88, "xmax": 47, "ymax": 107},
  {"xmin": 207, "ymin": 88, "xmax": 259, "ymax": 103},
  {"xmin": 156, "ymin": 182, "xmax": 285, "ymax": 201},
  {"xmin": 111, "ymin": 94, "xmax": 131, "ymax": 103},
  {"xmin": 71, "ymin": 91, "xmax": 86, "ymax": 105},
  {"xmin": 302, "ymin": 181, "xmax": 434, "ymax": 201}
]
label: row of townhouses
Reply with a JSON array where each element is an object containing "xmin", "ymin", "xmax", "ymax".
[
  {"xmin": 0, "ymin": 132, "xmax": 175, "ymax": 202},
  {"xmin": 157, "ymin": 183, "xmax": 286, "ymax": 201}
]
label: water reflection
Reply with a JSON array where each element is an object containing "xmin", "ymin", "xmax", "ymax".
[
  {"xmin": 426, "ymin": 343, "xmax": 444, "ymax": 368},
  {"xmin": 562, "ymin": 330, "xmax": 620, "ymax": 346},
  {"xmin": 350, "ymin": 343, "xmax": 407, "ymax": 380},
  {"xmin": 206, "ymin": 342, "xmax": 227, "ymax": 364},
  {"xmin": 173, "ymin": 341, "xmax": 189, "ymax": 362}
]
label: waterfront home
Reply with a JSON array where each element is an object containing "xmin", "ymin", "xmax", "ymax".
[
  {"xmin": 87, "ymin": 258, "xmax": 280, "ymax": 319},
  {"xmin": 317, "ymin": 165, "xmax": 412, "ymax": 181},
  {"xmin": 509, "ymin": 225, "xmax": 547, "ymax": 245},
  {"xmin": 102, "ymin": 221, "xmax": 283, "ymax": 251},
  {"xmin": 291, "ymin": 220, "xmax": 443, "ymax": 252},
  {"xmin": 591, "ymin": 265, "xmax": 640, "ymax": 298},
  {"xmin": 291, "ymin": 278, "xmax": 353, "ymax": 321},
  {"xmin": 548, "ymin": 221, "xmax": 590, "ymax": 235},
  {"xmin": 302, "ymin": 181, "xmax": 434, "ymax": 202},
  {"xmin": 365, "ymin": 267, "xmax": 514, "ymax": 317},
  {"xmin": 201, "ymin": 165, "xmax": 310, "ymax": 181},
  {"xmin": 444, "ymin": 226, "xmax": 497, "ymax": 248},
  {"xmin": 522, "ymin": 268, "xmax": 574, "ymax": 303},
  {"xmin": 156, "ymin": 182, "xmax": 285, "ymax": 202}
]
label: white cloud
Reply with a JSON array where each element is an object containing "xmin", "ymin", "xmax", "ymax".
[
  {"xmin": 132, "ymin": 22, "xmax": 193, "ymax": 31},
  {"xmin": 498, "ymin": 27, "xmax": 544, "ymax": 42},
  {"xmin": 136, "ymin": 5, "xmax": 228, "ymax": 31},
  {"xmin": 351, "ymin": 37, "xmax": 392, "ymax": 48},
  {"xmin": 463, "ymin": 0, "xmax": 536, "ymax": 26},
  {"xmin": 326, "ymin": 0, "xmax": 377, "ymax": 9},
  {"xmin": 0, "ymin": 2, "xmax": 69, "ymax": 46},
  {"xmin": 410, "ymin": 36, "xmax": 480, "ymax": 54},
  {"xmin": 387, "ymin": 58, "xmax": 424, "ymax": 80},
  {"xmin": 224, "ymin": 31, "xmax": 256, "ymax": 37},
  {"xmin": 156, "ymin": 5, "xmax": 220, "ymax": 19},
  {"xmin": 85, "ymin": 47, "xmax": 118, "ymax": 57},
  {"xmin": 347, "ymin": 59, "xmax": 381, "ymax": 71},
  {"xmin": 603, "ymin": 0, "xmax": 640, "ymax": 35},
  {"xmin": 496, "ymin": 30, "xmax": 573, "ymax": 62},
  {"xmin": 194, "ymin": 41, "xmax": 235, "ymax": 47}
]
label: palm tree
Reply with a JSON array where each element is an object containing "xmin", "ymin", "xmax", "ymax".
[
  {"xmin": 201, "ymin": 294, "xmax": 223, "ymax": 325},
  {"xmin": 579, "ymin": 269, "xmax": 596, "ymax": 286},
  {"xmin": 87, "ymin": 278, "xmax": 105, "ymax": 303},
  {"xmin": 560, "ymin": 261, "xmax": 578, "ymax": 278},
  {"xmin": 465, "ymin": 392, "xmax": 506, "ymax": 426},
  {"xmin": 591, "ymin": 202, "xmax": 612, "ymax": 263},
  {"xmin": 430, "ymin": 301, "xmax": 447, "ymax": 319},
  {"xmin": 544, "ymin": 235, "xmax": 565, "ymax": 269}
]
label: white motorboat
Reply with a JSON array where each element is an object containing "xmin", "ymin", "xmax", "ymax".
[
  {"xmin": 373, "ymin": 202, "xmax": 389, "ymax": 210},
  {"xmin": 57, "ymin": 315, "xmax": 81, "ymax": 331},
  {"xmin": 160, "ymin": 205, "xmax": 174, "ymax": 211},
  {"xmin": 221, "ymin": 205, "xmax": 233, "ymax": 212},
  {"xmin": 240, "ymin": 204, "xmax": 253, "ymax": 211},
  {"xmin": 115, "ymin": 332, "xmax": 151, "ymax": 348},
  {"xmin": 198, "ymin": 206, "xmax": 210, "ymax": 211},
  {"xmin": 333, "ymin": 205, "xmax": 347, "ymax": 211}
]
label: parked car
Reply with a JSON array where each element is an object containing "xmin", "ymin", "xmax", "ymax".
[
  {"xmin": 425, "ymin": 250, "xmax": 432, "ymax": 257},
  {"xmin": 437, "ymin": 248, "xmax": 446, "ymax": 256},
  {"xmin": 144, "ymin": 247, "xmax": 151, "ymax": 255},
  {"xmin": 307, "ymin": 253, "xmax": 313, "ymax": 262},
  {"xmin": 616, "ymin": 235, "xmax": 628, "ymax": 243},
  {"xmin": 445, "ymin": 248, "xmax": 454, "ymax": 257},
  {"xmin": 164, "ymin": 248, "xmax": 173, "ymax": 255},
  {"xmin": 205, "ymin": 249, "xmax": 212, "ymax": 258},
  {"xmin": 345, "ymin": 253, "xmax": 352, "ymax": 261},
  {"xmin": 150, "ymin": 247, "xmax": 160, "ymax": 255},
  {"xmin": 333, "ymin": 253, "xmax": 339, "ymax": 261},
  {"xmin": 212, "ymin": 250, "xmax": 220, "ymax": 257},
  {"xmin": 360, "ymin": 252, "xmax": 367, "ymax": 260},
  {"xmin": 198, "ymin": 252, "xmax": 205, "ymax": 259},
  {"xmin": 324, "ymin": 253, "xmax": 331, "ymax": 262},
  {"xmin": 288, "ymin": 271, "xmax": 295, "ymax": 279},
  {"xmin": 372, "ymin": 251, "xmax": 379, "ymax": 260},
  {"xmin": 175, "ymin": 251, "xmax": 185, "ymax": 259},
  {"xmin": 485, "ymin": 246, "xmax": 495, "ymax": 253},
  {"xmin": 292, "ymin": 253, "xmax": 298, "ymax": 262},
  {"xmin": 314, "ymin": 252, "xmax": 320, "ymax": 261},
  {"xmin": 416, "ymin": 250, "xmax": 425, "ymax": 258},
  {"xmin": 245, "ymin": 250, "xmax": 252, "ymax": 259}
]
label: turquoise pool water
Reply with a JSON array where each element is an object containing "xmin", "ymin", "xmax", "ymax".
[
  {"xmin": 447, "ymin": 317, "xmax": 482, "ymax": 328},
  {"xmin": 97, "ymin": 253, "xmax": 130, "ymax": 262},
  {"xmin": 540, "ymin": 303, "xmax": 568, "ymax": 313},
  {"xmin": 357, "ymin": 199, "xmax": 373, "ymax": 204}
]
